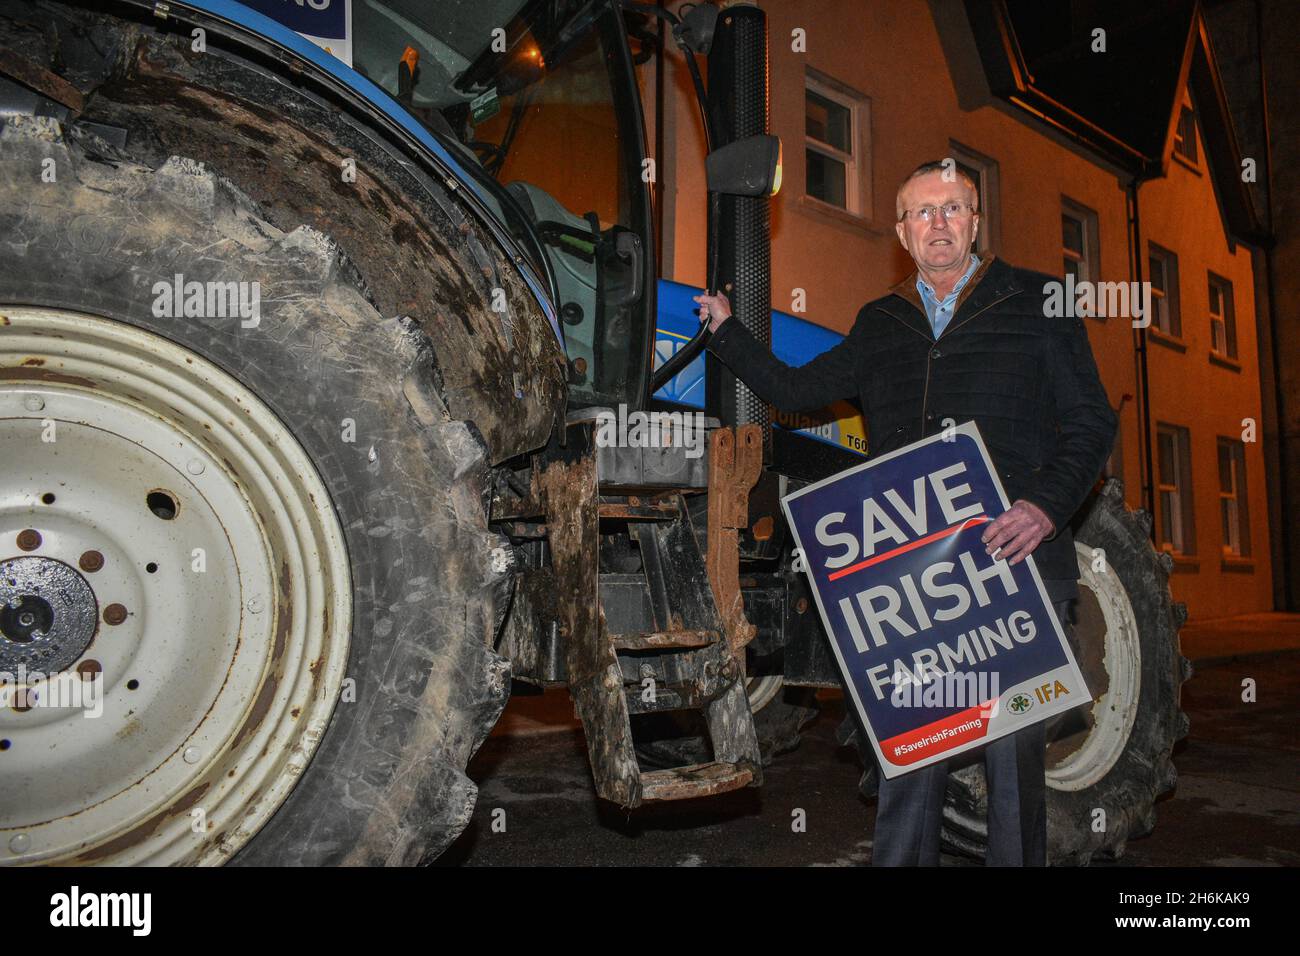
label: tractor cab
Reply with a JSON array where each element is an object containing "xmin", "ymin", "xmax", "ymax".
[{"xmin": 348, "ymin": 0, "xmax": 656, "ymax": 411}]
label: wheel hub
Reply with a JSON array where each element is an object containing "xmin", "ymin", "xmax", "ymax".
[{"xmin": 0, "ymin": 556, "xmax": 98, "ymax": 673}]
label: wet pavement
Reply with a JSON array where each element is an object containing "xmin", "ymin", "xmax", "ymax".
[{"xmin": 442, "ymin": 614, "xmax": 1300, "ymax": 866}]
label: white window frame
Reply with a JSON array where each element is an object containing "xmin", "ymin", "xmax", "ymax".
[
  {"xmin": 1062, "ymin": 196, "xmax": 1101, "ymax": 315},
  {"xmin": 1173, "ymin": 101, "xmax": 1198, "ymax": 166},
  {"xmin": 1156, "ymin": 423, "xmax": 1194, "ymax": 555},
  {"xmin": 804, "ymin": 70, "xmax": 869, "ymax": 216},
  {"xmin": 948, "ymin": 141, "xmax": 1000, "ymax": 256},
  {"xmin": 1208, "ymin": 272, "xmax": 1237, "ymax": 359},
  {"xmin": 1148, "ymin": 242, "xmax": 1181, "ymax": 337},
  {"xmin": 1217, "ymin": 438, "xmax": 1250, "ymax": 557}
]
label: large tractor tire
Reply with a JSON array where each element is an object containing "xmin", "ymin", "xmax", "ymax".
[
  {"xmin": 750, "ymin": 680, "xmax": 821, "ymax": 763},
  {"xmin": 0, "ymin": 116, "xmax": 513, "ymax": 864},
  {"xmin": 841, "ymin": 480, "xmax": 1189, "ymax": 864}
]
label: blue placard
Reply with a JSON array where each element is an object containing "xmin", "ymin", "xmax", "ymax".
[
  {"xmin": 781, "ymin": 422, "xmax": 1089, "ymax": 777},
  {"xmin": 241, "ymin": 0, "xmax": 346, "ymax": 37}
]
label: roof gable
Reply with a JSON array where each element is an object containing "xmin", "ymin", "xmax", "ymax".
[{"xmin": 962, "ymin": 0, "xmax": 1267, "ymax": 243}]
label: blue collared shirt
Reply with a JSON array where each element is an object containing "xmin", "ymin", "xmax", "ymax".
[{"xmin": 917, "ymin": 254, "xmax": 980, "ymax": 339}]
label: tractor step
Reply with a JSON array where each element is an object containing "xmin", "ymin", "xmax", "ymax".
[
  {"xmin": 597, "ymin": 497, "xmax": 682, "ymax": 521},
  {"xmin": 610, "ymin": 629, "xmax": 717, "ymax": 650},
  {"xmin": 640, "ymin": 761, "xmax": 755, "ymax": 801},
  {"xmin": 535, "ymin": 424, "xmax": 765, "ymax": 809}
]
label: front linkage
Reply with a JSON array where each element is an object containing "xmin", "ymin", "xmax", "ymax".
[{"xmin": 493, "ymin": 418, "xmax": 766, "ymax": 806}]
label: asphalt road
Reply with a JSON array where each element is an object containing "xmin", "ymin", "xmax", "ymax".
[{"xmin": 440, "ymin": 648, "xmax": 1300, "ymax": 867}]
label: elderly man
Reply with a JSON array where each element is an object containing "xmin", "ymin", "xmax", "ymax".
[{"xmin": 695, "ymin": 160, "xmax": 1117, "ymax": 866}]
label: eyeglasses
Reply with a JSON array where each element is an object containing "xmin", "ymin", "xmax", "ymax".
[{"xmin": 899, "ymin": 201, "xmax": 976, "ymax": 223}]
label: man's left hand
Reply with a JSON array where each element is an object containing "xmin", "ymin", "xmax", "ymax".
[{"xmin": 981, "ymin": 500, "xmax": 1055, "ymax": 566}]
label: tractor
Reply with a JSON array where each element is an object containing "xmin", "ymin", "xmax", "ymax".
[{"xmin": 0, "ymin": 0, "xmax": 1187, "ymax": 865}]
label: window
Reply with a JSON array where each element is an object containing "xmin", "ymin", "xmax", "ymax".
[
  {"xmin": 444, "ymin": 7, "xmax": 654, "ymax": 409},
  {"xmin": 1062, "ymin": 198, "xmax": 1100, "ymax": 316},
  {"xmin": 805, "ymin": 71, "xmax": 868, "ymax": 214},
  {"xmin": 1208, "ymin": 273, "xmax": 1237, "ymax": 359},
  {"xmin": 1148, "ymin": 243, "xmax": 1181, "ymax": 337},
  {"xmin": 948, "ymin": 142, "xmax": 1000, "ymax": 255},
  {"xmin": 1217, "ymin": 439, "xmax": 1251, "ymax": 557},
  {"xmin": 1156, "ymin": 424, "xmax": 1195, "ymax": 555},
  {"xmin": 1062, "ymin": 199, "xmax": 1098, "ymax": 284},
  {"xmin": 1173, "ymin": 103, "xmax": 1198, "ymax": 165}
]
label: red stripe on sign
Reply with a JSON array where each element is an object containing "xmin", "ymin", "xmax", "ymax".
[
  {"xmin": 826, "ymin": 515, "xmax": 991, "ymax": 582},
  {"xmin": 880, "ymin": 699, "xmax": 995, "ymax": 766}
]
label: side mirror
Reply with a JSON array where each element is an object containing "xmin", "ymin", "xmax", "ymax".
[{"xmin": 706, "ymin": 135, "xmax": 782, "ymax": 197}]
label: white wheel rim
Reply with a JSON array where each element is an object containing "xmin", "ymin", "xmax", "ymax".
[
  {"xmin": 1045, "ymin": 542, "xmax": 1142, "ymax": 792},
  {"xmin": 0, "ymin": 308, "xmax": 351, "ymax": 864},
  {"xmin": 746, "ymin": 673, "xmax": 783, "ymax": 714}
]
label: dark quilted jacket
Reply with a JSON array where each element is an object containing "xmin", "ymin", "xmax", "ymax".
[{"xmin": 708, "ymin": 255, "xmax": 1118, "ymax": 581}]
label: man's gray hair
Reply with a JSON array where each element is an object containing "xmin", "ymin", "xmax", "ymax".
[{"xmin": 896, "ymin": 160, "xmax": 980, "ymax": 220}]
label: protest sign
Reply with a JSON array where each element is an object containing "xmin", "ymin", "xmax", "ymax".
[{"xmin": 781, "ymin": 422, "xmax": 1090, "ymax": 778}]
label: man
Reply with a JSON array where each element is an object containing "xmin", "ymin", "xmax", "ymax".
[{"xmin": 695, "ymin": 160, "xmax": 1117, "ymax": 866}]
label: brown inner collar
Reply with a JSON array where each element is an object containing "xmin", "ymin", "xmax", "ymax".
[{"xmin": 890, "ymin": 254, "xmax": 997, "ymax": 316}]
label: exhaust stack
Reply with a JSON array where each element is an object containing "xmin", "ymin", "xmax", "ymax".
[{"xmin": 705, "ymin": 4, "xmax": 772, "ymax": 459}]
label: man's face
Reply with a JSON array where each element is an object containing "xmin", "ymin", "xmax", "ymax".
[{"xmin": 894, "ymin": 171, "xmax": 980, "ymax": 274}]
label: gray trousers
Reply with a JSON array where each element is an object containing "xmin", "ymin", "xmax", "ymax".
[{"xmin": 870, "ymin": 595, "xmax": 1076, "ymax": 867}]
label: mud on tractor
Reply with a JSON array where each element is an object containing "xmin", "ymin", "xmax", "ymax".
[{"xmin": 0, "ymin": 0, "xmax": 1187, "ymax": 865}]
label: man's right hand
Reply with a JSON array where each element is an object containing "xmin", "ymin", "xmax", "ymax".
[{"xmin": 693, "ymin": 290, "xmax": 732, "ymax": 333}]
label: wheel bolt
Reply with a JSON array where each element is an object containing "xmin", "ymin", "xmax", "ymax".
[
  {"xmin": 79, "ymin": 550, "xmax": 104, "ymax": 573},
  {"xmin": 16, "ymin": 529, "xmax": 41, "ymax": 552},
  {"xmin": 76, "ymin": 660, "xmax": 102, "ymax": 681},
  {"xmin": 103, "ymin": 603, "xmax": 128, "ymax": 626}
]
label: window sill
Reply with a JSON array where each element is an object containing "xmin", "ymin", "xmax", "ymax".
[
  {"xmin": 1172, "ymin": 152, "xmax": 1202, "ymax": 176},
  {"xmin": 1221, "ymin": 557, "xmax": 1255, "ymax": 573},
  {"xmin": 796, "ymin": 194, "xmax": 891, "ymax": 237},
  {"xmin": 1147, "ymin": 328, "xmax": 1186, "ymax": 352},
  {"xmin": 1208, "ymin": 351, "xmax": 1242, "ymax": 372}
]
